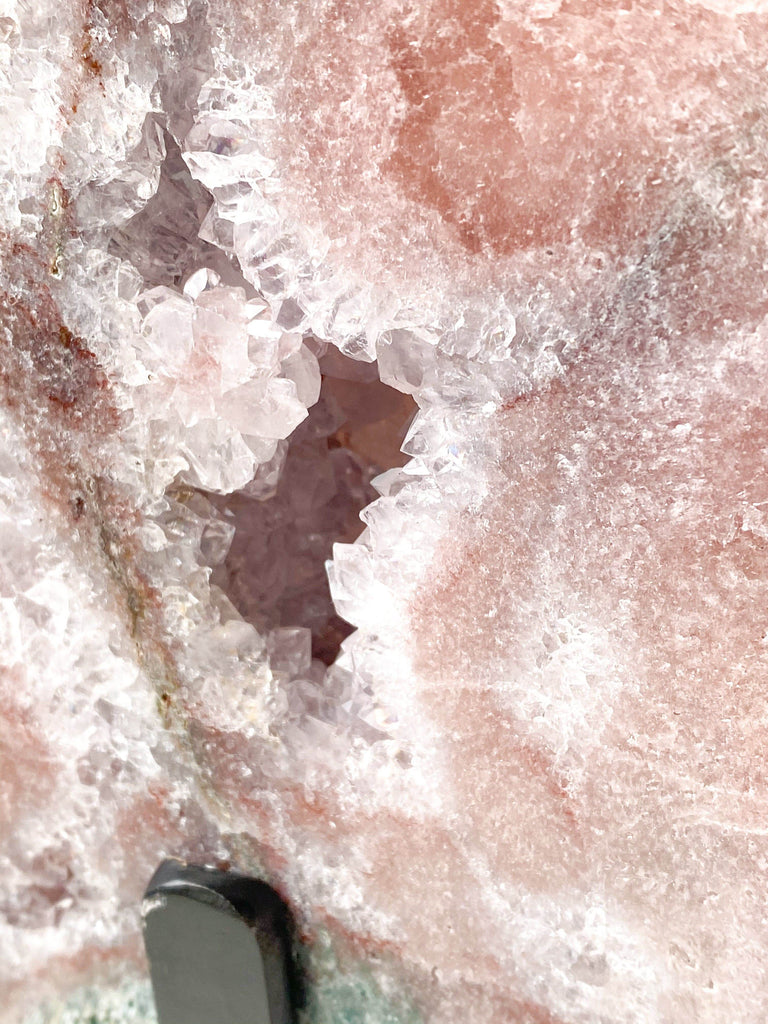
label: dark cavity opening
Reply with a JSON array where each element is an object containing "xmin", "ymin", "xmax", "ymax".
[
  {"xmin": 208, "ymin": 350, "xmax": 416, "ymax": 665},
  {"xmin": 109, "ymin": 127, "xmax": 249, "ymax": 293},
  {"xmin": 108, "ymin": 125, "xmax": 415, "ymax": 667}
]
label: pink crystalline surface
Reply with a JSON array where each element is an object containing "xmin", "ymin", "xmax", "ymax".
[
  {"xmin": 4, "ymin": 1, "xmax": 768, "ymax": 1023},
  {"xmin": 201, "ymin": 2, "xmax": 768, "ymax": 1020}
]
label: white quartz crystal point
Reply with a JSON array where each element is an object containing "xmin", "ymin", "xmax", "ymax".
[
  {"xmin": 0, "ymin": 402, "xmax": 197, "ymax": 1022},
  {"xmin": 183, "ymin": 80, "xmax": 397, "ymax": 366},
  {"xmin": 0, "ymin": 0, "xmax": 173, "ymax": 238},
  {"xmin": 133, "ymin": 271, "xmax": 319, "ymax": 495}
]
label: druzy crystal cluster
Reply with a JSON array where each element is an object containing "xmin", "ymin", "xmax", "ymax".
[{"xmin": 3, "ymin": 1, "xmax": 768, "ymax": 1022}]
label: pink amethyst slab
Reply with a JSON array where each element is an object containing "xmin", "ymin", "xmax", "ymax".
[{"xmin": 3, "ymin": 2, "xmax": 768, "ymax": 1024}]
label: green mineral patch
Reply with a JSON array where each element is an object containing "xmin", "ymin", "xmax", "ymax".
[
  {"xmin": 23, "ymin": 979, "xmax": 157, "ymax": 1024},
  {"xmin": 301, "ymin": 933, "xmax": 423, "ymax": 1024},
  {"xmin": 23, "ymin": 933, "xmax": 421, "ymax": 1024}
]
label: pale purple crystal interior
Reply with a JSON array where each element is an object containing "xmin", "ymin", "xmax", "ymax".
[{"xmin": 3, "ymin": 1, "xmax": 768, "ymax": 1022}]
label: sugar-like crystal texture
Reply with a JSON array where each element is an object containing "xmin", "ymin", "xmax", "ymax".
[{"xmin": 3, "ymin": 2, "xmax": 768, "ymax": 1023}]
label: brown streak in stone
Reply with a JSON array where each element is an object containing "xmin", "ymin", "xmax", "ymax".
[{"xmin": 0, "ymin": 238, "xmax": 183, "ymax": 730}]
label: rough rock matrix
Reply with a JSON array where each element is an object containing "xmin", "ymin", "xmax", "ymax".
[{"xmin": 3, "ymin": 1, "xmax": 768, "ymax": 1022}]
